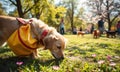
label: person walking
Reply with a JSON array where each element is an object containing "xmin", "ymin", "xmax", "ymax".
[{"xmin": 116, "ymin": 21, "xmax": 120, "ymax": 35}]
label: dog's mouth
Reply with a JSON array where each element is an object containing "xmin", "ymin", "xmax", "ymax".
[
  {"xmin": 51, "ymin": 54, "xmax": 64, "ymax": 66},
  {"xmin": 52, "ymin": 53, "xmax": 64, "ymax": 60}
]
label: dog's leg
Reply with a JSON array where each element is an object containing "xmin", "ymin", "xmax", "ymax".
[
  {"xmin": 114, "ymin": 33, "xmax": 116, "ymax": 38},
  {"xmin": 0, "ymin": 40, "xmax": 6, "ymax": 46},
  {"xmin": 111, "ymin": 35, "xmax": 113, "ymax": 38},
  {"xmin": 1, "ymin": 42, "xmax": 7, "ymax": 47},
  {"xmin": 107, "ymin": 34, "xmax": 109, "ymax": 38},
  {"xmin": 32, "ymin": 49, "xmax": 39, "ymax": 59},
  {"xmin": 0, "ymin": 34, "xmax": 7, "ymax": 46},
  {"xmin": 114, "ymin": 35, "xmax": 116, "ymax": 38}
]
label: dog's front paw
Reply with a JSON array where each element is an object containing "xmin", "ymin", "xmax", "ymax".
[{"xmin": 31, "ymin": 53, "xmax": 40, "ymax": 59}]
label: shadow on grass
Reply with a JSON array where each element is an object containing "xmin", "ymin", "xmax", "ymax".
[
  {"xmin": 66, "ymin": 47, "xmax": 98, "ymax": 58},
  {"xmin": 0, "ymin": 56, "xmax": 62, "ymax": 72},
  {"xmin": 0, "ymin": 47, "xmax": 11, "ymax": 54},
  {"xmin": 66, "ymin": 46, "xmax": 87, "ymax": 55},
  {"xmin": 114, "ymin": 49, "xmax": 120, "ymax": 55},
  {"xmin": 66, "ymin": 43, "xmax": 99, "ymax": 55}
]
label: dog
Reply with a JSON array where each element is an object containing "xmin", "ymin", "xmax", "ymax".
[
  {"xmin": 93, "ymin": 30, "xmax": 100, "ymax": 39},
  {"xmin": 106, "ymin": 31, "xmax": 117, "ymax": 38},
  {"xmin": 0, "ymin": 15, "xmax": 67, "ymax": 59},
  {"xmin": 77, "ymin": 31, "xmax": 85, "ymax": 36}
]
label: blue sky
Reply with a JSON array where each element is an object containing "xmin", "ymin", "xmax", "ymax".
[{"xmin": 0, "ymin": 0, "xmax": 15, "ymax": 13}]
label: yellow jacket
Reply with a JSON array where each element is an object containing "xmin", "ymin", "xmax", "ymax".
[{"xmin": 7, "ymin": 24, "xmax": 40, "ymax": 56}]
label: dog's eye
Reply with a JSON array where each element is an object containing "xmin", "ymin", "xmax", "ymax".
[{"xmin": 57, "ymin": 46, "xmax": 61, "ymax": 49}]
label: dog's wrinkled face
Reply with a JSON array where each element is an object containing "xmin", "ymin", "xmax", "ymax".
[{"xmin": 43, "ymin": 33, "xmax": 66, "ymax": 59}]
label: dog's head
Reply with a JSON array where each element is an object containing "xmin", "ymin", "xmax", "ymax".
[
  {"xmin": 43, "ymin": 28, "xmax": 67, "ymax": 59},
  {"xmin": 30, "ymin": 18, "xmax": 67, "ymax": 60},
  {"xmin": 93, "ymin": 30, "xmax": 100, "ymax": 34}
]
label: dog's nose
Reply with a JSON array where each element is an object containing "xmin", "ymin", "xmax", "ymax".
[
  {"xmin": 56, "ymin": 56, "xmax": 64, "ymax": 61},
  {"xmin": 52, "ymin": 53, "xmax": 64, "ymax": 60},
  {"xmin": 57, "ymin": 56, "xmax": 64, "ymax": 60}
]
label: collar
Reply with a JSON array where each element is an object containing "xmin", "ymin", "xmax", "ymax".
[{"xmin": 40, "ymin": 29, "xmax": 48, "ymax": 45}]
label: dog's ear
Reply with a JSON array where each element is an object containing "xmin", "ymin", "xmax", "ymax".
[
  {"xmin": 43, "ymin": 36, "xmax": 53, "ymax": 50},
  {"xmin": 43, "ymin": 35, "xmax": 58, "ymax": 50},
  {"xmin": 43, "ymin": 37, "xmax": 51, "ymax": 50},
  {"xmin": 51, "ymin": 35, "xmax": 58, "ymax": 40}
]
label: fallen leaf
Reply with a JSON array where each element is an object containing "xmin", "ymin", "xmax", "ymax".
[
  {"xmin": 16, "ymin": 61, "xmax": 23, "ymax": 66},
  {"xmin": 52, "ymin": 65, "xmax": 60, "ymax": 70}
]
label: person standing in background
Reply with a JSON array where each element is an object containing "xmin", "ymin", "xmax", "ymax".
[
  {"xmin": 98, "ymin": 18, "xmax": 104, "ymax": 35},
  {"xmin": 116, "ymin": 21, "xmax": 120, "ymax": 35},
  {"xmin": 73, "ymin": 26, "xmax": 77, "ymax": 34},
  {"xmin": 79, "ymin": 26, "xmax": 82, "ymax": 31},
  {"xmin": 59, "ymin": 18, "xmax": 65, "ymax": 35},
  {"xmin": 90, "ymin": 24, "xmax": 94, "ymax": 34}
]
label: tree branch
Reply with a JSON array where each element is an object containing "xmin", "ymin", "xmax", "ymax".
[
  {"xmin": 9, "ymin": 0, "xmax": 17, "ymax": 6},
  {"xmin": 103, "ymin": 2, "xmax": 106, "ymax": 6},
  {"xmin": 109, "ymin": 0, "xmax": 114, "ymax": 7},
  {"xmin": 24, "ymin": 4, "xmax": 29, "ymax": 12},
  {"xmin": 39, "ymin": 7, "xmax": 44, "ymax": 16},
  {"xmin": 23, "ymin": 0, "xmax": 39, "ymax": 15},
  {"xmin": 111, "ymin": 12, "xmax": 120, "ymax": 23},
  {"xmin": 23, "ymin": 5, "xmax": 34, "ymax": 15}
]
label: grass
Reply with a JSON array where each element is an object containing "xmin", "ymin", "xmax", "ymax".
[{"xmin": 0, "ymin": 34, "xmax": 120, "ymax": 72}]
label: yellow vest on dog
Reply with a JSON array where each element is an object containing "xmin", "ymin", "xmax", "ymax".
[{"xmin": 7, "ymin": 24, "xmax": 40, "ymax": 56}]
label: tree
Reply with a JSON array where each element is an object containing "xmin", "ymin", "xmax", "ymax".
[
  {"xmin": 1, "ymin": 0, "xmax": 66, "ymax": 26},
  {"xmin": 60, "ymin": 0, "xmax": 79, "ymax": 32},
  {"xmin": 28, "ymin": 0, "xmax": 66, "ymax": 26},
  {"xmin": 86, "ymin": 0, "xmax": 120, "ymax": 30},
  {"xmin": 72, "ymin": 7, "xmax": 85, "ymax": 30},
  {"xmin": 8, "ymin": 9, "xmax": 18, "ymax": 17},
  {"xmin": 0, "ymin": 3, "xmax": 6, "ymax": 15},
  {"xmin": 8, "ymin": 0, "xmax": 39, "ymax": 18},
  {"xmin": 40, "ymin": 3, "xmax": 66, "ymax": 27},
  {"xmin": 77, "ymin": 7, "xmax": 85, "ymax": 18},
  {"xmin": 30, "ymin": 0, "xmax": 50, "ymax": 19}
]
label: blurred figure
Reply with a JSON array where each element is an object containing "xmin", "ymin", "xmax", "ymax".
[
  {"xmin": 79, "ymin": 26, "xmax": 82, "ymax": 31},
  {"xmin": 73, "ymin": 26, "xmax": 77, "ymax": 34},
  {"xmin": 116, "ymin": 21, "xmax": 120, "ymax": 35},
  {"xmin": 59, "ymin": 18, "xmax": 65, "ymax": 35},
  {"xmin": 90, "ymin": 24, "xmax": 94, "ymax": 34},
  {"xmin": 98, "ymin": 18, "xmax": 104, "ymax": 35}
]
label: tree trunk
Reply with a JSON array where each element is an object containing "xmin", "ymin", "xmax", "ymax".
[
  {"xmin": 71, "ymin": 17, "xmax": 74, "ymax": 32},
  {"xmin": 106, "ymin": 0, "xmax": 111, "ymax": 31},
  {"xmin": 71, "ymin": 1, "xmax": 74, "ymax": 33},
  {"xmin": 16, "ymin": 0, "xmax": 24, "ymax": 18},
  {"xmin": 34, "ymin": 0, "xmax": 39, "ymax": 19},
  {"xmin": 107, "ymin": 13, "xmax": 111, "ymax": 31}
]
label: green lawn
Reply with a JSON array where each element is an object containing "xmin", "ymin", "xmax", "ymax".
[{"xmin": 0, "ymin": 34, "xmax": 120, "ymax": 72}]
